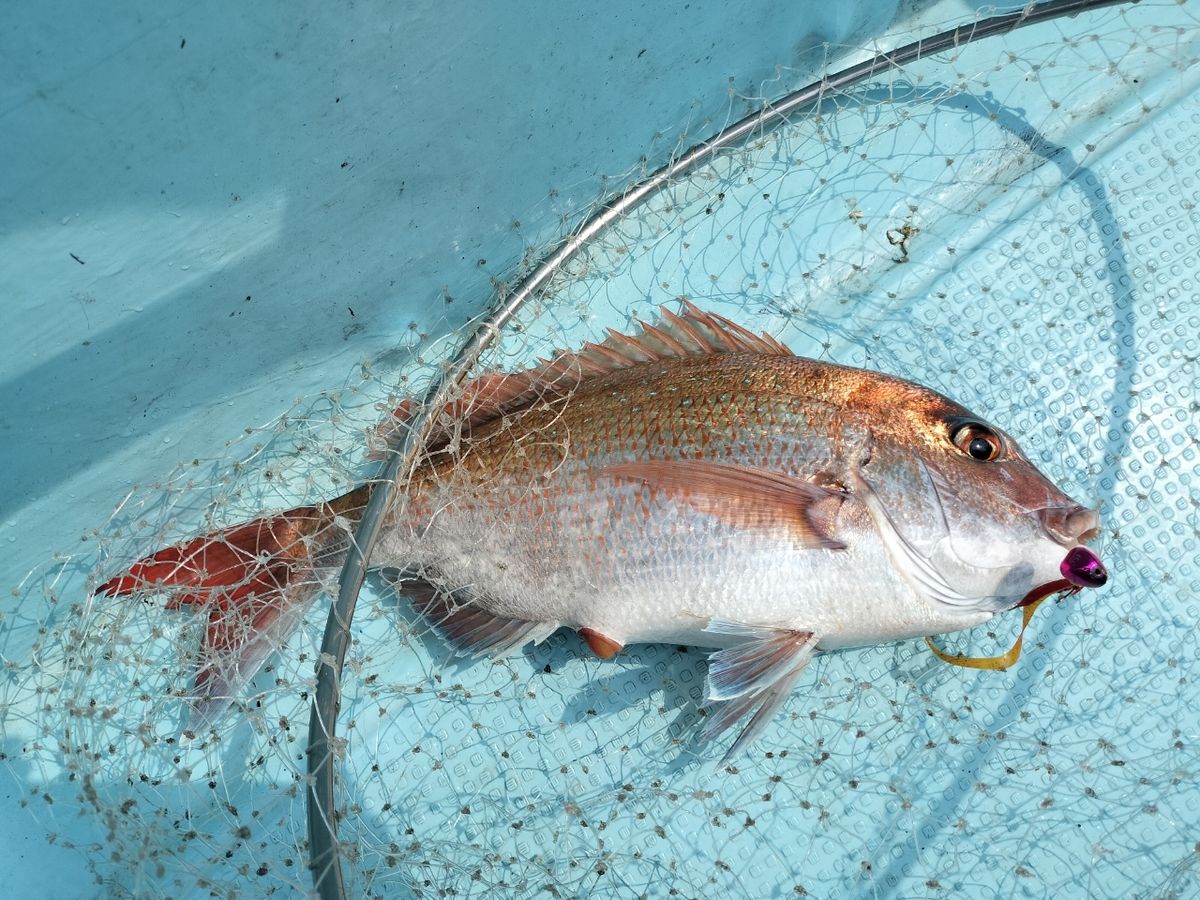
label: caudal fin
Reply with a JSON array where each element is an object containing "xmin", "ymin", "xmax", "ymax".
[{"xmin": 97, "ymin": 505, "xmax": 336, "ymax": 728}]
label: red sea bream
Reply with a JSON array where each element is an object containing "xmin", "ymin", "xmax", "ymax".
[{"xmin": 100, "ymin": 304, "xmax": 1107, "ymax": 758}]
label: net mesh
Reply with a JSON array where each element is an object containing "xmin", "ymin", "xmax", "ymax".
[{"xmin": 4, "ymin": 2, "xmax": 1200, "ymax": 896}]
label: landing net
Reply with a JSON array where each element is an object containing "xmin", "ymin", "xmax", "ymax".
[{"xmin": 4, "ymin": 2, "xmax": 1198, "ymax": 896}]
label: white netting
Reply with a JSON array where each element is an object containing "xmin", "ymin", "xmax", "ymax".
[{"xmin": 4, "ymin": 3, "xmax": 1199, "ymax": 897}]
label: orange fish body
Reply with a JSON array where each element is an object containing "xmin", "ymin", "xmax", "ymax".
[{"xmin": 100, "ymin": 305, "xmax": 1107, "ymax": 757}]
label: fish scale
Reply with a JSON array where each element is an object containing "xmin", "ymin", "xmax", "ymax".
[{"xmin": 386, "ymin": 356, "xmax": 866, "ymax": 627}]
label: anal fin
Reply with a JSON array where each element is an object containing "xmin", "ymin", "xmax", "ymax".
[
  {"xmin": 392, "ymin": 574, "xmax": 556, "ymax": 659},
  {"xmin": 699, "ymin": 619, "xmax": 820, "ymax": 763}
]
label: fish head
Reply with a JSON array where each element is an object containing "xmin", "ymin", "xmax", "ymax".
[{"xmin": 861, "ymin": 380, "xmax": 1107, "ymax": 612}]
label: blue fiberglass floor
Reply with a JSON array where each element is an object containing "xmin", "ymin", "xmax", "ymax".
[{"xmin": 2, "ymin": 1, "xmax": 1198, "ymax": 897}]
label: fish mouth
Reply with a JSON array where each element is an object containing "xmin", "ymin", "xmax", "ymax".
[{"xmin": 1028, "ymin": 503, "xmax": 1107, "ymax": 596}]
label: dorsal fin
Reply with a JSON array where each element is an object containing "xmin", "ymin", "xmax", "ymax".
[{"xmin": 369, "ymin": 302, "xmax": 793, "ymax": 456}]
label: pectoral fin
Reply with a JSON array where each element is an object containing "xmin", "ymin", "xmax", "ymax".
[
  {"xmin": 699, "ymin": 619, "xmax": 820, "ymax": 762},
  {"xmin": 605, "ymin": 460, "xmax": 846, "ymax": 549}
]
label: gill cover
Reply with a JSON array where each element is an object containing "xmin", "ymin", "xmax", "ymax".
[{"xmin": 851, "ymin": 445, "xmax": 1012, "ymax": 613}]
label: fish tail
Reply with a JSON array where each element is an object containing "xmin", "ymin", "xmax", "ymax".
[{"xmin": 96, "ymin": 487, "xmax": 368, "ymax": 727}]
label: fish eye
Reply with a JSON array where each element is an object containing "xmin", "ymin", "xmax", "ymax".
[{"xmin": 950, "ymin": 422, "xmax": 1003, "ymax": 462}]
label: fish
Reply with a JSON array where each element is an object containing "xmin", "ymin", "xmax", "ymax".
[{"xmin": 97, "ymin": 302, "xmax": 1107, "ymax": 759}]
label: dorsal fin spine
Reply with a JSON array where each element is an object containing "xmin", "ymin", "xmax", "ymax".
[
  {"xmin": 662, "ymin": 308, "xmax": 718, "ymax": 352},
  {"xmin": 638, "ymin": 320, "xmax": 690, "ymax": 356},
  {"xmin": 583, "ymin": 340, "xmax": 633, "ymax": 368},
  {"xmin": 607, "ymin": 327, "xmax": 660, "ymax": 363}
]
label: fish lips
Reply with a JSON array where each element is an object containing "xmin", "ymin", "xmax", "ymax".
[
  {"xmin": 1009, "ymin": 507, "xmax": 1107, "ymax": 609},
  {"xmin": 1035, "ymin": 503, "xmax": 1108, "ymax": 587}
]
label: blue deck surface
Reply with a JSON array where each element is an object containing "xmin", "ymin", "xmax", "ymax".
[{"xmin": 2, "ymin": 1, "xmax": 1197, "ymax": 897}]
